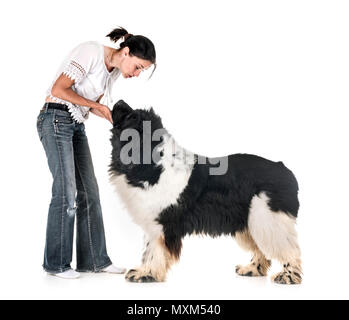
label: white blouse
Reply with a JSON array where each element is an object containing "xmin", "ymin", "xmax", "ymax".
[{"xmin": 46, "ymin": 41, "xmax": 121, "ymax": 123}]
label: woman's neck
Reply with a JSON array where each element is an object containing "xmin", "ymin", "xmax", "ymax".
[{"xmin": 104, "ymin": 46, "xmax": 121, "ymax": 71}]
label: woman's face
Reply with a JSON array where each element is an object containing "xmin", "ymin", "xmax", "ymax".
[{"xmin": 120, "ymin": 47, "xmax": 153, "ymax": 79}]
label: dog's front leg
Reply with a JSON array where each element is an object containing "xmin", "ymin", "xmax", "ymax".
[{"xmin": 125, "ymin": 234, "xmax": 174, "ymax": 283}]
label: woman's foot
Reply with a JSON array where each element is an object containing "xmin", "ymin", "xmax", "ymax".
[
  {"xmin": 48, "ymin": 269, "xmax": 80, "ymax": 279},
  {"xmin": 101, "ymin": 264, "xmax": 126, "ymax": 274}
]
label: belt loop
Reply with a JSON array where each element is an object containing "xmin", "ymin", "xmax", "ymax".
[{"xmin": 44, "ymin": 102, "xmax": 49, "ymax": 112}]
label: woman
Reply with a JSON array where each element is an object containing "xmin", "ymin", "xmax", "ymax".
[{"xmin": 36, "ymin": 27, "xmax": 156, "ymax": 279}]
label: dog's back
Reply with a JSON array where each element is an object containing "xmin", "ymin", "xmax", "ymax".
[
  {"xmin": 212, "ymin": 153, "xmax": 299, "ymax": 216},
  {"xmin": 158, "ymin": 153, "xmax": 298, "ymax": 237}
]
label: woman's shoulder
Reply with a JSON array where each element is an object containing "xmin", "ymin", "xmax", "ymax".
[{"xmin": 66, "ymin": 41, "xmax": 103, "ymax": 68}]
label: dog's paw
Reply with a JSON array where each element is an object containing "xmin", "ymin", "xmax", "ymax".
[
  {"xmin": 125, "ymin": 269, "xmax": 157, "ymax": 283},
  {"xmin": 271, "ymin": 271, "xmax": 302, "ymax": 285},
  {"xmin": 235, "ymin": 263, "xmax": 268, "ymax": 277}
]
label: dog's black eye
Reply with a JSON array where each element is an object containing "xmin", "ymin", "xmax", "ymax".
[{"xmin": 160, "ymin": 150, "xmax": 164, "ymax": 157}]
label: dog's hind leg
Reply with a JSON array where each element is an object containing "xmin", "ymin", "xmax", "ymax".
[
  {"xmin": 235, "ymin": 230, "xmax": 271, "ymax": 277},
  {"xmin": 248, "ymin": 192, "xmax": 302, "ymax": 285},
  {"xmin": 125, "ymin": 233, "xmax": 177, "ymax": 283}
]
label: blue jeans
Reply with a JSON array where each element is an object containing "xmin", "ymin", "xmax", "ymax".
[{"xmin": 36, "ymin": 106, "xmax": 112, "ymax": 273}]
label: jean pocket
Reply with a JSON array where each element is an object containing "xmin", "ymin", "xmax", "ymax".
[
  {"xmin": 54, "ymin": 114, "xmax": 74, "ymax": 124},
  {"xmin": 37, "ymin": 113, "xmax": 45, "ymax": 123}
]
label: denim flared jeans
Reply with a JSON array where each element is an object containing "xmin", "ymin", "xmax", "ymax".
[{"xmin": 36, "ymin": 107, "xmax": 112, "ymax": 273}]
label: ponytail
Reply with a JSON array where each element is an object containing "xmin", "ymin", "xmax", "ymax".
[{"xmin": 106, "ymin": 27, "xmax": 129, "ymax": 43}]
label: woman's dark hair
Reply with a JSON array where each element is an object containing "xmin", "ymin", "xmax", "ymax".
[{"xmin": 106, "ymin": 27, "xmax": 156, "ymax": 78}]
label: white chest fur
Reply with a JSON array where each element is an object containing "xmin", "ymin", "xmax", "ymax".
[{"xmin": 110, "ymin": 134, "xmax": 195, "ymax": 235}]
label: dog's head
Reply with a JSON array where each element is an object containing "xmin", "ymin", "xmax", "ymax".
[
  {"xmin": 109, "ymin": 99, "xmax": 166, "ymax": 187},
  {"xmin": 111, "ymin": 99, "xmax": 163, "ymax": 133}
]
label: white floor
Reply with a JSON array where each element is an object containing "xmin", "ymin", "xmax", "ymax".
[{"xmin": 1, "ymin": 232, "xmax": 347, "ymax": 300}]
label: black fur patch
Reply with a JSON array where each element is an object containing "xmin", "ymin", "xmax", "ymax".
[{"xmin": 157, "ymin": 154, "xmax": 299, "ymax": 258}]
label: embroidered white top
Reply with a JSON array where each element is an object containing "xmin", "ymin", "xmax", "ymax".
[{"xmin": 46, "ymin": 41, "xmax": 121, "ymax": 123}]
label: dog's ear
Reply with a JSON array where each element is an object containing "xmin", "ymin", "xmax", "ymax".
[{"xmin": 112, "ymin": 99, "xmax": 134, "ymax": 126}]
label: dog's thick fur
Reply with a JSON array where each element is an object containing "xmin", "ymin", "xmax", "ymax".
[{"xmin": 109, "ymin": 100, "xmax": 302, "ymax": 285}]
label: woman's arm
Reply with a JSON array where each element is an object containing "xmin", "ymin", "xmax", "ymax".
[
  {"xmin": 90, "ymin": 108, "xmax": 106, "ymax": 118},
  {"xmin": 90, "ymin": 94, "xmax": 107, "ymax": 118},
  {"xmin": 51, "ymin": 74, "xmax": 113, "ymax": 123}
]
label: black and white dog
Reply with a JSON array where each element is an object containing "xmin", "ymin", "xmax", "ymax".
[{"xmin": 109, "ymin": 100, "xmax": 302, "ymax": 285}]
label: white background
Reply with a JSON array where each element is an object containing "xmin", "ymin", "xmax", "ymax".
[{"xmin": 0, "ymin": 0, "xmax": 348, "ymax": 300}]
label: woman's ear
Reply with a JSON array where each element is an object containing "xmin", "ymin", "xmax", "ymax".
[{"xmin": 123, "ymin": 46, "xmax": 130, "ymax": 56}]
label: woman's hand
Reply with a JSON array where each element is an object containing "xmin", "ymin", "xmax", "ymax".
[{"xmin": 93, "ymin": 103, "xmax": 113, "ymax": 124}]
